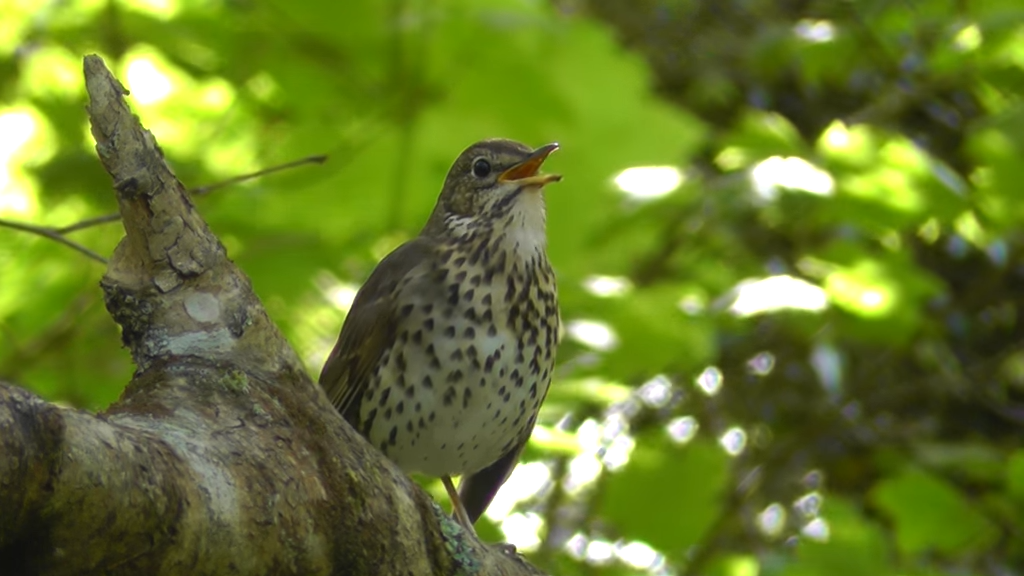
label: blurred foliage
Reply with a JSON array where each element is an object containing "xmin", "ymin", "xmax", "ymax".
[{"xmin": 2, "ymin": 0, "xmax": 1024, "ymax": 574}]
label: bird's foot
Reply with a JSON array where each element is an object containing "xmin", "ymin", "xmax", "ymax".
[{"xmin": 441, "ymin": 475, "xmax": 521, "ymax": 556}]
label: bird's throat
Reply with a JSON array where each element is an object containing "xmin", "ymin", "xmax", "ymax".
[
  {"xmin": 499, "ymin": 190, "xmax": 548, "ymax": 261},
  {"xmin": 441, "ymin": 191, "xmax": 549, "ymax": 263}
]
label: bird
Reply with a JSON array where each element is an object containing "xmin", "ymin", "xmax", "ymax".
[{"xmin": 319, "ymin": 138, "xmax": 561, "ymax": 535}]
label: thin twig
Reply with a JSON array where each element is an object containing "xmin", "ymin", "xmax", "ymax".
[
  {"xmin": 54, "ymin": 213, "xmax": 121, "ymax": 234},
  {"xmin": 190, "ymin": 154, "xmax": 328, "ymax": 196},
  {"xmin": 1, "ymin": 154, "xmax": 329, "ymax": 263},
  {"xmin": 0, "ymin": 218, "xmax": 108, "ymax": 263},
  {"xmin": 56, "ymin": 154, "xmax": 331, "ymax": 236}
]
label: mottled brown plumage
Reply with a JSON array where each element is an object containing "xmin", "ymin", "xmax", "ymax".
[{"xmin": 319, "ymin": 139, "xmax": 561, "ymax": 533}]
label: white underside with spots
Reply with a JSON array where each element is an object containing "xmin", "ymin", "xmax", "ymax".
[
  {"xmin": 364, "ymin": 280, "xmax": 555, "ymax": 476},
  {"xmin": 361, "ymin": 190, "xmax": 557, "ymax": 477},
  {"xmin": 379, "ymin": 327, "xmax": 539, "ymax": 476}
]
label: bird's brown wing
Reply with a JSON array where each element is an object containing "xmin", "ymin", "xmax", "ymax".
[{"xmin": 318, "ymin": 238, "xmax": 436, "ymax": 428}]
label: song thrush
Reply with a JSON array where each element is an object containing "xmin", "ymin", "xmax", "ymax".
[{"xmin": 319, "ymin": 139, "xmax": 561, "ymax": 534}]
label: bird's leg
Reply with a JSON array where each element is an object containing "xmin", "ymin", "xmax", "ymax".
[
  {"xmin": 442, "ymin": 476, "xmax": 517, "ymax": 554},
  {"xmin": 442, "ymin": 475, "xmax": 477, "ymax": 534}
]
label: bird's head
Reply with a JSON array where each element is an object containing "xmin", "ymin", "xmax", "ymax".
[{"xmin": 424, "ymin": 139, "xmax": 561, "ymax": 248}]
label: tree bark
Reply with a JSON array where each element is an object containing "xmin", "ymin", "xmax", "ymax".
[{"xmin": 0, "ymin": 55, "xmax": 548, "ymax": 576}]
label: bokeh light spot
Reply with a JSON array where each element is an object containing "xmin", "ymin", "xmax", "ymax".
[
  {"xmin": 617, "ymin": 540, "xmax": 661, "ymax": 570},
  {"xmin": 757, "ymin": 503, "xmax": 787, "ymax": 537},
  {"xmin": 794, "ymin": 19, "xmax": 835, "ymax": 42},
  {"xmin": 601, "ymin": 433, "xmax": 635, "ymax": 471},
  {"xmin": 810, "ymin": 342, "xmax": 844, "ymax": 397},
  {"xmin": 954, "ymin": 24, "xmax": 981, "ymax": 51},
  {"xmin": 126, "ymin": 57, "xmax": 174, "ymax": 104},
  {"xmin": 582, "ymin": 275, "xmax": 632, "ymax": 298},
  {"xmin": 584, "ymin": 539, "xmax": 615, "ymax": 565},
  {"xmin": 794, "ymin": 491, "xmax": 824, "ymax": 518},
  {"xmin": 667, "ymin": 416, "xmax": 699, "ymax": 444},
  {"xmin": 719, "ymin": 427, "xmax": 747, "ymax": 456},
  {"xmin": 322, "ymin": 281, "xmax": 359, "ymax": 313},
  {"xmin": 485, "ymin": 461, "xmax": 551, "ymax": 521},
  {"xmin": 678, "ymin": 293, "xmax": 707, "ymax": 315},
  {"xmin": 0, "ymin": 110, "xmax": 39, "ymax": 217},
  {"xmin": 565, "ymin": 533, "xmax": 588, "ymax": 559},
  {"xmin": 566, "ymin": 319, "xmax": 619, "ymax": 351},
  {"xmin": 0, "ymin": 111, "xmax": 36, "ymax": 160},
  {"xmin": 576, "ymin": 418, "xmax": 601, "ymax": 453},
  {"xmin": 801, "ymin": 518, "xmax": 830, "ymax": 542},
  {"xmin": 751, "ymin": 156, "xmax": 834, "ymax": 199},
  {"xmin": 726, "ymin": 275, "xmax": 828, "ymax": 316},
  {"xmin": 802, "ymin": 469, "xmax": 825, "ymax": 490},
  {"xmin": 499, "ymin": 512, "xmax": 544, "ymax": 552},
  {"xmin": 637, "ymin": 374, "xmax": 673, "ymax": 408},
  {"xmin": 613, "ymin": 166, "xmax": 684, "ymax": 200},
  {"xmin": 130, "ymin": 0, "xmax": 182, "ymax": 19},
  {"xmin": 747, "ymin": 351, "xmax": 776, "ymax": 376},
  {"xmin": 565, "ymin": 453, "xmax": 602, "ymax": 493},
  {"xmin": 695, "ymin": 365, "xmax": 723, "ymax": 396},
  {"xmin": 824, "ymin": 263, "xmax": 898, "ymax": 317}
]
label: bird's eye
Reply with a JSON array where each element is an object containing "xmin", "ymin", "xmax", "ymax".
[{"xmin": 472, "ymin": 158, "xmax": 492, "ymax": 178}]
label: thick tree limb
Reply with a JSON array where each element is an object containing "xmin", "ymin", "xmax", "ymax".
[{"xmin": 0, "ymin": 54, "xmax": 547, "ymax": 576}]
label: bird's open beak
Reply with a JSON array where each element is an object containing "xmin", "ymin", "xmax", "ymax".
[{"xmin": 498, "ymin": 143, "xmax": 562, "ymax": 187}]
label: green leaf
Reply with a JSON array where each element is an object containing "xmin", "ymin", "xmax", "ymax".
[
  {"xmin": 807, "ymin": 241, "xmax": 945, "ymax": 345},
  {"xmin": 717, "ymin": 110, "xmax": 806, "ymax": 170},
  {"xmin": 782, "ymin": 498, "xmax": 891, "ymax": 576},
  {"xmin": 870, "ymin": 467, "xmax": 999, "ymax": 556},
  {"xmin": 600, "ymin": 434, "xmax": 728, "ymax": 554}
]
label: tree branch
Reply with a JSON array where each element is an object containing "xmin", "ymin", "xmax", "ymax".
[
  {"xmin": 0, "ymin": 218, "xmax": 108, "ymax": 263},
  {"xmin": 189, "ymin": 154, "xmax": 327, "ymax": 197},
  {"xmin": 53, "ymin": 213, "xmax": 122, "ymax": 234},
  {"xmin": 0, "ymin": 54, "xmax": 548, "ymax": 576},
  {"xmin": 0, "ymin": 155, "xmax": 328, "ymax": 256}
]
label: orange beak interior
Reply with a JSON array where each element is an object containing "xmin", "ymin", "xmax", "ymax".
[{"xmin": 498, "ymin": 143, "xmax": 562, "ymax": 186}]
